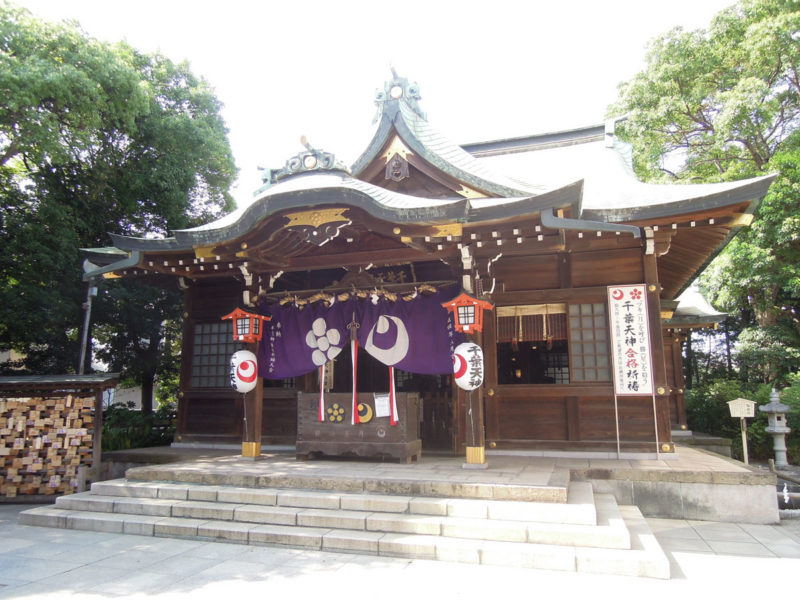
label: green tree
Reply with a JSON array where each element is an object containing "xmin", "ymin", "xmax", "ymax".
[
  {"xmin": 92, "ymin": 281, "xmax": 183, "ymax": 415},
  {"xmin": 611, "ymin": 0, "xmax": 800, "ymax": 384},
  {"xmin": 0, "ymin": 3, "xmax": 237, "ymax": 410}
]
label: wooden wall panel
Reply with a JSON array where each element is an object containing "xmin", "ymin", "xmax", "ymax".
[
  {"xmin": 494, "ymin": 255, "xmax": 559, "ymax": 291},
  {"xmin": 617, "ymin": 397, "xmax": 660, "ymax": 442},
  {"xmin": 570, "ymin": 249, "xmax": 643, "ymax": 287},
  {"xmin": 262, "ymin": 394, "xmax": 297, "ymax": 441},
  {"xmin": 575, "ymin": 397, "xmax": 617, "ymax": 441},
  {"xmin": 486, "ymin": 387, "xmax": 662, "ymax": 446},
  {"xmin": 577, "ymin": 397, "xmax": 659, "ymax": 442},
  {"xmin": 184, "ymin": 396, "xmax": 239, "ymax": 436},
  {"xmin": 493, "ymin": 396, "xmax": 567, "ymax": 440}
]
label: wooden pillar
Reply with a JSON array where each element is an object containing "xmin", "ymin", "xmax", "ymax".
[
  {"xmin": 483, "ymin": 312, "xmax": 499, "ymax": 443},
  {"xmin": 671, "ymin": 331, "xmax": 688, "ymax": 429},
  {"xmin": 459, "ymin": 244, "xmax": 487, "ymax": 467},
  {"xmin": 464, "ymin": 328, "xmax": 487, "ymax": 466},
  {"xmin": 241, "ymin": 342, "xmax": 263, "ymax": 459},
  {"xmin": 176, "ymin": 290, "xmax": 193, "ymax": 442},
  {"xmin": 642, "ymin": 235, "xmax": 673, "ymax": 452}
]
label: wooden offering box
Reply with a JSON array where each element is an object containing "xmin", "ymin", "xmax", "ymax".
[{"xmin": 296, "ymin": 392, "xmax": 421, "ymax": 463}]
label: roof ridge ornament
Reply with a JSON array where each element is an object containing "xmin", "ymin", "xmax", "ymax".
[
  {"xmin": 271, "ymin": 136, "xmax": 351, "ymax": 183},
  {"xmin": 373, "ymin": 70, "xmax": 425, "ymax": 124}
]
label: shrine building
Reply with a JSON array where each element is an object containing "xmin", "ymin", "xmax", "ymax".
[{"xmin": 83, "ymin": 74, "xmax": 775, "ymax": 461}]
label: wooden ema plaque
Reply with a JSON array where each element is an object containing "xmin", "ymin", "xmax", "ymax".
[
  {"xmin": 0, "ymin": 396, "xmax": 94, "ymax": 497},
  {"xmin": 296, "ymin": 392, "xmax": 421, "ymax": 463}
]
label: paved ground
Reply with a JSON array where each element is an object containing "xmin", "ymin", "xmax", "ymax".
[{"xmin": 1, "ymin": 503, "xmax": 799, "ymax": 599}]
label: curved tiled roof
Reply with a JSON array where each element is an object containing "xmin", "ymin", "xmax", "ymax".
[
  {"xmin": 471, "ymin": 130, "xmax": 775, "ymax": 222},
  {"xmin": 351, "ymin": 76, "xmax": 546, "ymax": 198},
  {"xmin": 107, "ymin": 171, "xmax": 583, "ymax": 253},
  {"xmin": 88, "ymin": 76, "xmax": 775, "ymax": 292}
]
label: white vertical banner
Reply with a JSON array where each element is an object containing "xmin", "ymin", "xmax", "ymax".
[{"xmin": 607, "ymin": 284, "xmax": 654, "ymax": 396}]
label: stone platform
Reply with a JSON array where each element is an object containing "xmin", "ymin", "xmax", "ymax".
[
  {"xmin": 17, "ymin": 446, "xmax": 781, "ymax": 580},
  {"xmin": 21, "ymin": 458, "xmax": 670, "ymax": 579},
  {"xmin": 100, "ymin": 445, "xmax": 779, "ymax": 524}
]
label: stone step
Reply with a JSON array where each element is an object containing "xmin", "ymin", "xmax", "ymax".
[
  {"xmin": 50, "ymin": 488, "xmax": 624, "ymax": 549},
  {"xmin": 88, "ymin": 478, "xmax": 596, "ymax": 525},
  {"xmin": 18, "ymin": 503, "xmax": 667, "ymax": 578},
  {"xmin": 123, "ymin": 463, "xmax": 571, "ymax": 503}
]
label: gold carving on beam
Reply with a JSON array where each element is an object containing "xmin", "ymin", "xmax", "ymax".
[
  {"xmin": 284, "ymin": 208, "xmax": 349, "ymax": 229},
  {"xmin": 102, "ymin": 272, "xmax": 121, "ymax": 279},
  {"xmin": 194, "ymin": 245, "xmax": 218, "ymax": 259},
  {"xmin": 429, "ymin": 223, "xmax": 463, "ymax": 238},
  {"xmin": 382, "ymin": 136, "xmax": 413, "ymax": 163},
  {"xmin": 661, "ymin": 310, "xmax": 675, "ymax": 319},
  {"xmin": 456, "ymin": 185, "xmax": 485, "ymax": 199},
  {"xmin": 730, "ymin": 213, "xmax": 754, "ymax": 227}
]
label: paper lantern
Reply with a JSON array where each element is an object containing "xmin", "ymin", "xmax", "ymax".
[
  {"xmin": 230, "ymin": 350, "xmax": 258, "ymax": 393},
  {"xmin": 453, "ymin": 342, "xmax": 484, "ymax": 391}
]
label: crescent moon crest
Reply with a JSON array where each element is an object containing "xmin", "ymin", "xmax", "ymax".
[
  {"xmin": 357, "ymin": 403, "xmax": 374, "ymax": 423},
  {"xmin": 364, "ymin": 315, "xmax": 409, "ymax": 366},
  {"xmin": 611, "ymin": 289, "xmax": 624, "ymax": 300},
  {"xmin": 237, "ymin": 360, "xmax": 257, "ymax": 383},
  {"xmin": 453, "ymin": 354, "xmax": 468, "ymax": 379}
]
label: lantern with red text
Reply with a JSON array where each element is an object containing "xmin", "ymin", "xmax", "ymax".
[
  {"xmin": 221, "ymin": 308, "xmax": 271, "ymax": 343},
  {"xmin": 441, "ymin": 293, "xmax": 494, "ymax": 334}
]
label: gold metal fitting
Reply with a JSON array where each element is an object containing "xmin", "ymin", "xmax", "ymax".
[
  {"xmin": 465, "ymin": 446, "xmax": 486, "ymax": 464},
  {"xmin": 242, "ymin": 441, "xmax": 261, "ymax": 458}
]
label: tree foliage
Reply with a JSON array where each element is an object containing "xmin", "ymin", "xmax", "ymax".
[
  {"xmin": 0, "ymin": 3, "xmax": 237, "ymax": 409},
  {"xmin": 612, "ymin": 0, "xmax": 800, "ymax": 183},
  {"xmin": 612, "ymin": 0, "xmax": 800, "ymax": 385}
]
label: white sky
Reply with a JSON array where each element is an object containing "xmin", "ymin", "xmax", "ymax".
[{"xmin": 15, "ymin": 0, "xmax": 735, "ymax": 208}]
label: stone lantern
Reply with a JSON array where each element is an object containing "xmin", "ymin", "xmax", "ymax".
[{"xmin": 759, "ymin": 388, "xmax": 791, "ymax": 468}]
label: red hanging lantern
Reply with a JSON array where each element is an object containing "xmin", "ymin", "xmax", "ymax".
[
  {"xmin": 442, "ymin": 293, "xmax": 494, "ymax": 334},
  {"xmin": 221, "ymin": 308, "xmax": 271, "ymax": 343}
]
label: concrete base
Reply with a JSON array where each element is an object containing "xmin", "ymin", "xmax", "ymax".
[
  {"xmin": 674, "ymin": 432, "xmax": 733, "ymax": 458},
  {"xmin": 462, "ymin": 462, "xmax": 489, "ymax": 470},
  {"xmin": 572, "ymin": 451, "xmax": 779, "ymax": 524}
]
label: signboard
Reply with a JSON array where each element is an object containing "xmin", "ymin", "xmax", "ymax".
[
  {"xmin": 607, "ymin": 285, "xmax": 654, "ymax": 396},
  {"xmin": 728, "ymin": 398, "xmax": 756, "ymax": 418},
  {"xmin": 374, "ymin": 393, "xmax": 391, "ymax": 418}
]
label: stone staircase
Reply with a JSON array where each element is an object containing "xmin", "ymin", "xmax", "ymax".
[{"xmin": 19, "ymin": 466, "xmax": 670, "ymax": 579}]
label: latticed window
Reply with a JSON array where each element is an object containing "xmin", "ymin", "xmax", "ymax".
[
  {"xmin": 568, "ymin": 303, "xmax": 611, "ymax": 382},
  {"xmin": 191, "ymin": 322, "xmax": 243, "ymax": 388},
  {"xmin": 457, "ymin": 305, "xmax": 476, "ymax": 327}
]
